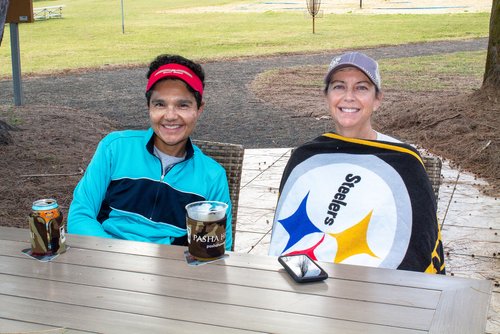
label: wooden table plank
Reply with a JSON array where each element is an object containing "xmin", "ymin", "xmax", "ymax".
[
  {"xmin": 430, "ymin": 287, "xmax": 493, "ymax": 333},
  {"xmin": 0, "ymin": 226, "xmax": 492, "ymax": 333},
  {"xmin": 0, "ymin": 241, "xmax": 442, "ymax": 310},
  {"xmin": 1, "ymin": 227, "xmax": 491, "ymax": 292},
  {"xmin": 0, "ymin": 269, "xmax": 435, "ymax": 331},
  {"xmin": 0, "ymin": 318, "xmax": 92, "ymax": 334},
  {"xmin": 0, "ymin": 273, "xmax": 431, "ymax": 333},
  {"xmin": 0, "ymin": 295, "xmax": 259, "ymax": 334}
]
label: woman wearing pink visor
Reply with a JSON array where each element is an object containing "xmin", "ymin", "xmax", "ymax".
[{"xmin": 68, "ymin": 54, "xmax": 233, "ymax": 249}]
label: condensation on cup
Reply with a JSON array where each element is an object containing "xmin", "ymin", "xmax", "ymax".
[{"xmin": 185, "ymin": 201, "xmax": 228, "ymax": 260}]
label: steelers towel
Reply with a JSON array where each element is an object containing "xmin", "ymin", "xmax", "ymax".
[{"xmin": 269, "ymin": 133, "xmax": 445, "ymax": 274}]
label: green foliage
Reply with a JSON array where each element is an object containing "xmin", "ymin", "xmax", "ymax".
[{"xmin": 0, "ymin": 0, "xmax": 490, "ymax": 77}]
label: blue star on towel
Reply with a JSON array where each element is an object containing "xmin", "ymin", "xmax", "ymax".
[{"xmin": 278, "ymin": 192, "xmax": 322, "ymax": 253}]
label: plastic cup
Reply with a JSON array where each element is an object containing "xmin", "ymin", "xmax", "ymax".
[{"xmin": 185, "ymin": 201, "xmax": 228, "ymax": 260}]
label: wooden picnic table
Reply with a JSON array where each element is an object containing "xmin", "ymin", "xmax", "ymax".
[{"xmin": 0, "ymin": 226, "xmax": 492, "ymax": 333}]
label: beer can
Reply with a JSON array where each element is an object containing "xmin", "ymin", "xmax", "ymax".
[{"xmin": 28, "ymin": 198, "xmax": 66, "ymax": 256}]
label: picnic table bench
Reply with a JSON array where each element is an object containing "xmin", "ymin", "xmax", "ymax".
[{"xmin": 34, "ymin": 5, "xmax": 65, "ymax": 21}]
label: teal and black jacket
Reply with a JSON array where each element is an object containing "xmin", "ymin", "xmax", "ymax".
[{"xmin": 68, "ymin": 128, "xmax": 232, "ymax": 249}]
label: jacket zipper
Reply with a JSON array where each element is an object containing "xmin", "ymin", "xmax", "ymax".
[
  {"xmin": 148, "ymin": 158, "xmax": 187, "ymax": 220},
  {"xmin": 149, "ymin": 155, "xmax": 165, "ymax": 220}
]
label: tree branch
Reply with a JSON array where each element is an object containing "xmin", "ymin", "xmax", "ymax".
[{"xmin": 21, "ymin": 168, "xmax": 84, "ymax": 178}]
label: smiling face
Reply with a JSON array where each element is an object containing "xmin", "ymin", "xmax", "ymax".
[
  {"xmin": 325, "ymin": 67, "xmax": 382, "ymax": 140},
  {"xmin": 149, "ymin": 79, "xmax": 204, "ymax": 157}
]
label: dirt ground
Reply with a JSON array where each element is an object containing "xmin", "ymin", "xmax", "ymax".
[
  {"xmin": 0, "ymin": 44, "xmax": 498, "ymax": 229},
  {"xmin": 0, "ymin": 106, "xmax": 116, "ymax": 228}
]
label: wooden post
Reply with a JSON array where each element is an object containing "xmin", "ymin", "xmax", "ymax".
[{"xmin": 5, "ymin": 0, "xmax": 34, "ymax": 106}]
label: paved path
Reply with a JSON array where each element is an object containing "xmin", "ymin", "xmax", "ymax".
[{"xmin": 0, "ymin": 38, "xmax": 488, "ymax": 148}]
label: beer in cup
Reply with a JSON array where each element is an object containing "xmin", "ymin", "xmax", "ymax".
[{"xmin": 185, "ymin": 201, "xmax": 228, "ymax": 260}]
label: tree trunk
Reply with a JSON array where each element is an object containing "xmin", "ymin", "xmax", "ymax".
[{"xmin": 483, "ymin": 0, "xmax": 500, "ymax": 88}]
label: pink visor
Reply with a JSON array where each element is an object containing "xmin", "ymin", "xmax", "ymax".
[{"xmin": 146, "ymin": 63, "xmax": 203, "ymax": 96}]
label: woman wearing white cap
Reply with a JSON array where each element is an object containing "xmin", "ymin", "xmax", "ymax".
[
  {"xmin": 323, "ymin": 51, "xmax": 400, "ymax": 143},
  {"xmin": 269, "ymin": 52, "xmax": 445, "ymax": 274}
]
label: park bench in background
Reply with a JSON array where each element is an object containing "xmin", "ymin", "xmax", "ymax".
[{"xmin": 34, "ymin": 5, "xmax": 65, "ymax": 21}]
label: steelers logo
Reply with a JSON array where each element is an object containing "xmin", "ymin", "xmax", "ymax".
[{"xmin": 270, "ymin": 153, "xmax": 413, "ymax": 268}]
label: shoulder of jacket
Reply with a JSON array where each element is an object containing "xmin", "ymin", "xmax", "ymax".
[
  {"xmin": 101, "ymin": 129, "xmax": 149, "ymax": 145},
  {"xmin": 192, "ymin": 146, "xmax": 226, "ymax": 174}
]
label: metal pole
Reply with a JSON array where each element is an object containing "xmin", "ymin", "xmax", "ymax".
[
  {"xmin": 9, "ymin": 23, "xmax": 23, "ymax": 106},
  {"xmin": 121, "ymin": 0, "xmax": 125, "ymax": 34},
  {"xmin": 360, "ymin": 0, "xmax": 363, "ymax": 9}
]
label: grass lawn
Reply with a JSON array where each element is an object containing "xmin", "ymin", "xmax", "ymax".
[{"xmin": 0, "ymin": 0, "xmax": 490, "ymax": 77}]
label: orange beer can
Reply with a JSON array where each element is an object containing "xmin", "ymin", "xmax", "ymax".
[{"xmin": 28, "ymin": 199, "xmax": 66, "ymax": 256}]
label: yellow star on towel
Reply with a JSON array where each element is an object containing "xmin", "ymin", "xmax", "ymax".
[{"xmin": 328, "ymin": 210, "xmax": 379, "ymax": 263}]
